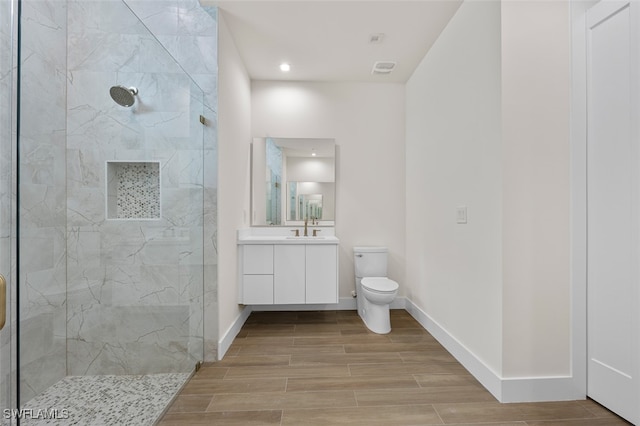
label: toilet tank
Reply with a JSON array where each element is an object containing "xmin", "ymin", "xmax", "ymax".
[{"xmin": 353, "ymin": 247, "xmax": 388, "ymax": 278}]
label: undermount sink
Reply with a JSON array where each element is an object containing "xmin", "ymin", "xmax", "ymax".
[{"xmin": 285, "ymin": 236, "xmax": 326, "ymax": 239}]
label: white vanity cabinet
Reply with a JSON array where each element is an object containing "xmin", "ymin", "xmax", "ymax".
[{"xmin": 238, "ymin": 238, "xmax": 339, "ymax": 305}]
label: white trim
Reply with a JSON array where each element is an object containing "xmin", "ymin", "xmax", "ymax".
[
  {"xmin": 217, "ymin": 305, "xmax": 252, "ymax": 360},
  {"xmin": 405, "ymin": 298, "xmax": 584, "ymax": 403},
  {"xmin": 569, "ymin": 0, "xmax": 593, "ymax": 402},
  {"xmin": 501, "ymin": 376, "xmax": 584, "ymax": 403}
]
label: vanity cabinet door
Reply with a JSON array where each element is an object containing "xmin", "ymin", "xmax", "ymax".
[
  {"xmin": 306, "ymin": 245, "xmax": 338, "ymax": 304},
  {"xmin": 274, "ymin": 244, "xmax": 306, "ymax": 304},
  {"xmin": 243, "ymin": 275, "xmax": 274, "ymax": 304}
]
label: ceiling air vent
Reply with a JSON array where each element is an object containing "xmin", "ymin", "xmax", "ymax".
[{"xmin": 371, "ymin": 61, "xmax": 396, "ymax": 75}]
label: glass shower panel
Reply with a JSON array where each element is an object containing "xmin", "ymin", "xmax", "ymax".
[
  {"xmin": 18, "ymin": 0, "xmax": 68, "ymax": 403},
  {"xmin": 19, "ymin": 0, "xmax": 205, "ymax": 404},
  {"xmin": 0, "ymin": 0, "xmax": 17, "ymax": 418}
]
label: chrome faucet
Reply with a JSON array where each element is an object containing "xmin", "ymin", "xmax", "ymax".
[{"xmin": 304, "ymin": 218, "xmax": 308, "ymax": 236}]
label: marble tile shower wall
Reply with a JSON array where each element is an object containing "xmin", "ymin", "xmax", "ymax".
[
  {"xmin": 19, "ymin": 0, "xmax": 218, "ymax": 402},
  {"xmin": 19, "ymin": 0, "xmax": 68, "ymax": 403}
]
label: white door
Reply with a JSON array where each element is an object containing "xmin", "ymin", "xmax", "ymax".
[{"xmin": 586, "ymin": 1, "xmax": 640, "ymax": 423}]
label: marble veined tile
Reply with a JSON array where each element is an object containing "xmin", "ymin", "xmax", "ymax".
[
  {"xmin": 20, "ymin": 139, "xmax": 66, "ymax": 186},
  {"xmin": 178, "ymin": 1, "xmax": 217, "ymax": 36},
  {"xmin": 68, "ymin": 0, "xmax": 147, "ymax": 36},
  {"xmin": 125, "ymin": 0, "xmax": 180, "ymax": 37},
  {"xmin": 66, "ymin": 303, "xmax": 196, "ymax": 376},
  {"xmin": 138, "ymin": 36, "xmax": 184, "ymax": 74},
  {"xmin": 175, "ymin": 36, "xmax": 217, "ymax": 75},
  {"xmin": 68, "ymin": 32, "xmax": 140, "ymax": 73}
]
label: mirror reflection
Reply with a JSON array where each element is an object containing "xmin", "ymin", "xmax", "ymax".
[{"xmin": 252, "ymin": 137, "xmax": 335, "ymax": 226}]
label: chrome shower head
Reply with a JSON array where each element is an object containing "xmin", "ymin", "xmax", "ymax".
[{"xmin": 109, "ymin": 85, "xmax": 138, "ymax": 107}]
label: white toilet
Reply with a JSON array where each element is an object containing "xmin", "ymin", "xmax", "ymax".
[{"xmin": 354, "ymin": 247, "xmax": 399, "ymax": 334}]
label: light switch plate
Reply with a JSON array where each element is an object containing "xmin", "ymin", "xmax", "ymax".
[{"xmin": 456, "ymin": 206, "xmax": 468, "ymax": 224}]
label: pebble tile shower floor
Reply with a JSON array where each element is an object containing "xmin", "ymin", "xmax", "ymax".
[
  {"xmin": 20, "ymin": 373, "xmax": 189, "ymax": 425},
  {"xmin": 159, "ymin": 310, "xmax": 631, "ymax": 426}
]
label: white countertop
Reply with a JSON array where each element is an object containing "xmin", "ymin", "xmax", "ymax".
[
  {"xmin": 238, "ymin": 226, "xmax": 340, "ymax": 244},
  {"xmin": 237, "ymin": 235, "xmax": 339, "ymax": 245}
]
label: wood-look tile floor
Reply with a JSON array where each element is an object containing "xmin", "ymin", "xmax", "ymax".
[{"xmin": 158, "ymin": 310, "xmax": 632, "ymax": 425}]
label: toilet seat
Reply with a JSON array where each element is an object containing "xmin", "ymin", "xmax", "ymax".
[{"xmin": 361, "ymin": 277, "xmax": 398, "ymax": 294}]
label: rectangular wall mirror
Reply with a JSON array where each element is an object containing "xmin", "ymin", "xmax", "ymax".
[{"xmin": 252, "ymin": 137, "xmax": 335, "ymax": 226}]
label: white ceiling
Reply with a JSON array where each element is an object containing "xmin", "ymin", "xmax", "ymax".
[{"xmin": 206, "ymin": 1, "xmax": 463, "ymax": 83}]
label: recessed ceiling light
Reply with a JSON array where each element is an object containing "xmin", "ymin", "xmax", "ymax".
[
  {"xmin": 280, "ymin": 63, "xmax": 291, "ymax": 72},
  {"xmin": 369, "ymin": 33, "xmax": 385, "ymax": 44}
]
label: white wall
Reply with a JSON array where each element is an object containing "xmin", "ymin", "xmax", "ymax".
[
  {"xmin": 405, "ymin": 0, "xmax": 503, "ymax": 376},
  {"xmin": 500, "ymin": 0, "xmax": 571, "ymax": 379},
  {"xmin": 252, "ymin": 81, "xmax": 406, "ymax": 299},
  {"xmin": 406, "ymin": 0, "xmax": 573, "ymax": 401},
  {"xmin": 217, "ymin": 12, "xmax": 252, "ymax": 351}
]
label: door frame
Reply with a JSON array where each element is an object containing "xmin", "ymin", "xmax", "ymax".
[{"xmin": 570, "ymin": 0, "xmax": 593, "ymax": 401}]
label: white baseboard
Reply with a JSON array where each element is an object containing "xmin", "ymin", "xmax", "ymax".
[
  {"xmin": 404, "ymin": 298, "xmax": 584, "ymax": 403},
  {"xmin": 217, "ymin": 305, "xmax": 252, "ymax": 360},
  {"xmin": 501, "ymin": 376, "xmax": 584, "ymax": 403}
]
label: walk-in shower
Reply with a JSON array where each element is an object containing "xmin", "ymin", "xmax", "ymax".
[{"xmin": 1, "ymin": 0, "xmax": 218, "ymax": 423}]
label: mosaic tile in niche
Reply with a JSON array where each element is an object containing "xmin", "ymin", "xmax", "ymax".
[{"xmin": 107, "ymin": 162, "xmax": 160, "ymax": 219}]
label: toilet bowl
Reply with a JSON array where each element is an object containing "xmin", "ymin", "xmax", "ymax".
[
  {"xmin": 353, "ymin": 247, "xmax": 399, "ymax": 334},
  {"xmin": 361, "ymin": 277, "xmax": 398, "ymax": 334}
]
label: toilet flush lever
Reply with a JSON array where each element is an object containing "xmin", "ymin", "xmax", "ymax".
[{"xmin": 355, "ymin": 254, "xmax": 363, "ymax": 257}]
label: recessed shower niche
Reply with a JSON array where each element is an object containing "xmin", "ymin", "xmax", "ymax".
[{"xmin": 107, "ymin": 161, "xmax": 161, "ymax": 220}]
